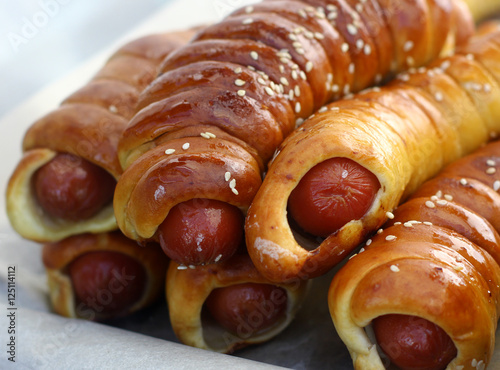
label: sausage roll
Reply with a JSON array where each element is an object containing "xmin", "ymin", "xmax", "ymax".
[
  {"xmin": 114, "ymin": 0, "xmax": 475, "ymax": 268},
  {"xmin": 42, "ymin": 231, "xmax": 168, "ymax": 321},
  {"xmin": 6, "ymin": 30, "xmax": 195, "ymax": 243},
  {"xmin": 166, "ymin": 252, "xmax": 309, "ymax": 353},
  {"xmin": 246, "ymin": 21, "xmax": 500, "ymax": 283},
  {"xmin": 329, "ymin": 139, "xmax": 500, "ymax": 369}
]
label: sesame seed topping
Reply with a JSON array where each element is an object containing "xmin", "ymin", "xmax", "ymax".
[
  {"xmin": 423, "ymin": 221, "xmax": 433, "ymax": 226},
  {"xmin": 108, "ymin": 105, "xmax": 118, "ymax": 113},
  {"xmin": 425, "ymin": 200, "xmax": 436, "ymax": 208},
  {"xmin": 349, "ymin": 63, "xmax": 355, "ymax": 74},
  {"xmin": 235, "ymin": 79, "xmax": 246, "ymax": 86},
  {"xmin": 265, "ymin": 86, "xmax": 275, "ymax": 96},
  {"xmin": 165, "ymin": 149, "xmax": 175, "ymax": 155},
  {"xmin": 385, "ymin": 235, "xmax": 397, "ymax": 241},
  {"xmin": 289, "ymin": 33, "xmax": 298, "ymax": 41},
  {"xmin": 182, "ymin": 143, "xmax": 190, "ymax": 150},
  {"xmin": 466, "ymin": 53, "xmax": 474, "ymax": 61},
  {"xmin": 386, "ymin": 211, "xmax": 395, "ymax": 219},
  {"xmin": 234, "ymin": 67, "xmax": 242, "ymax": 74},
  {"xmin": 486, "ymin": 167, "xmax": 497, "ymax": 174},
  {"xmin": 232, "ymin": 188, "xmax": 239, "ymax": 195},
  {"xmin": 250, "ymin": 51, "xmax": 259, "ymax": 60},
  {"xmin": 257, "ymin": 77, "xmax": 266, "ymax": 85},
  {"xmin": 454, "ymin": 265, "xmax": 463, "ymax": 271},
  {"xmin": 377, "ymin": 228, "xmax": 384, "ymax": 234},
  {"xmin": 295, "ymin": 118, "xmax": 304, "ymax": 127},
  {"xmin": 441, "ymin": 60, "xmax": 451, "ymax": 70},
  {"xmin": 332, "ymin": 84, "xmax": 339, "ymax": 92},
  {"xmin": 347, "ymin": 24, "xmax": 357, "ymax": 35},
  {"xmin": 364, "ymin": 44, "xmax": 371, "ymax": 55},
  {"xmin": 390, "ymin": 265, "xmax": 400, "ymax": 272},
  {"xmin": 328, "ymin": 11, "xmax": 338, "ymax": 20},
  {"xmin": 295, "ymin": 85, "xmax": 301, "ymax": 97},
  {"xmin": 404, "ymin": 40, "xmax": 414, "ymax": 52},
  {"xmin": 434, "ymin": 92, "xmax": 443, "ymax": 101},
  {"xmin": 242, "ymin": 18, "xmax": 253, "ymax": 25},
  {"xmin": 456, "ymin": 255, "xmax": 464, "ymax": 262},
  {"xmin": 487, "ymin": 159, "xmax": 496, "ymax": 166},
  {"xmin": 305, "ymin": 61, "xmax": 314, "ymax": 72},
  {"xmin": 237, "ymin": 89, "xmax": 246, "ymax": 97},
  {"xmin": 407, "ymin": 56, "xmax": 415, "ymax": 66},
  {"xmin": 319, "ymin": 106, "xmax": 328, "ymax": 113},
  {"xmin": 404, "ymin": 222, "xmax": 413, "ymax": 228},
  {"xmin": 177, "ymin": 265, "xmax": 187, "ymax": 270},
  {"xmin": 314, "ymin": 32, "xmax": 325, "ymax": 40},
  {"xmin": 225, "ymin": 172, "xmax": 231, "ymax": 181},
  {"xmin": 229, "ymin": 179, "xmax": 236, "ymax": 189},
  {"xmin": 341, "ymin": 43, "xmax": 349, "ymax": 53},
  {"xmin": 394, "ymin": 222, "xmax": 402, "ymax": 225},
  {"xmin": 200, "ymin": 132, "xmax": 216, "ymax": 139},
  {"xmin": 214, "ymin": 254, "xmax": 223, "ymax": 262},
  {"xmin": 436, "ymin": 199, "xmax": 447, "ymax": 206},
  {"xmin": 366, "ymin": 239, "xmax": 372, "ymax": 246},
  {"xmin": 460, "ymin": 178, "xmax": 468, "ymax": 185},
  {"xmin": 343, "ymin": 84, "xmax": 351, "ymax": 95},
  {"xmin": 280, "ymin": 76, "xmax": 290, "ymax": 86},
  {"xmin": 295, "ymin": 102, "xmax": 302, "ymax": 113},
  {"xmin": 494, "ymin": 180, "xmax": 500, "ymax": 191},
  {"xmin": 245, "ymin": 5, "xmax": 253, "ymax": 13},
  {"xmin": 300, "ymin": 71, "xmax": 307, "ymax": 80}
]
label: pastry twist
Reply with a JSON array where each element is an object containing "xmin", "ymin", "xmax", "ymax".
[
  {"xmin": 246, "ymin": 21, "xmax": 500, "ymax": 283},
  {"xmin": 114, "ymin": 0, "xmax": 474, "ymax": 267},
  {"xmin": 6, "ymin": 30, "xmax": 194, "ymax": 242},
  {"xmin": 329, "ymin": 139, "xmax": 500, "ymax": 369}
]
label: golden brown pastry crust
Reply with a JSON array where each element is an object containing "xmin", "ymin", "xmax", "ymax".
[
  {"xmin": 42, "ymin": 231, "xmax": 168, "ymax": 321},
  {"xmin": 166, "ymin": 253, "xmax": 309, "ymax": 353},
  {"xmin": 115, "ymin": 0, "xmax": 473, "ymax": 247},
  {"xmin": 6, "ymin": 30, "xmax": 195, "ymax": 243},
  {"xmin": 246, "ymin": 22, "xmax": 500, "ymax": 283},
  {"xmin": 328, "ymin": 139, "xmax": 500, "ymax": 369}
]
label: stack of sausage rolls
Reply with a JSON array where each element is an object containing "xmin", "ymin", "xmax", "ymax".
[{"xmin": 6, "ymin": 0, "xmax": 500, "ymax": 364}]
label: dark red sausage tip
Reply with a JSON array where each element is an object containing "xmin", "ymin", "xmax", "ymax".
[
  {"xmin": 157, "ymin": 198, "xmax": 244, "ymax": 265},
  {"xmin": 205, "ymin": 283, "xmax": 288, "ymax": 337},
  {"xmin": 372, "ymin": 314, "xmax": 457, "ymax": 370},
  {"xmin": 33, "ymin": 153, "xmax": 116, "ymax": 221},
  {"xmin": 288, "ymin": 157, "xmax": 380, "ymax": 237}
]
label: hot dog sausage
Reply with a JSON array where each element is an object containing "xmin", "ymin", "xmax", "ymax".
[
  {"xmin": 372, "ymin": 314, "xmax": 457, "ymax": 370},
  {"xmin": 205, "ymin": 282, "xmax": 287, "ymax": 336},
  {"xmin": 157, "ymin": 198, "xmax": 244, "ymax": 265},
  {"xmin": 287, "ymin": 157, "xmax": 380, "ymax": 237},
  {"xmin": 33, "ymin": 153, "xmax": 116, "ymax": 221},
  {"xmin": 69, "ymin": 250, "xmax": 147, "ymax": 318}
]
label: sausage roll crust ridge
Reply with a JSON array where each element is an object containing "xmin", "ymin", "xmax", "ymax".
[
  {"xmin": 246, "ymin": 22, "xmax": 500, "ymax": 283},
  {"xmin": 6, "ymin": 30, "xmax": 195, "ymax": 243}
]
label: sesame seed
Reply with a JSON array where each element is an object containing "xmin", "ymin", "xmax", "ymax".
[
  {"xmin": 201, "ymin": 132, "xmax": 216, "ymax": 139},
  {"xmin": 177, "ymin": 265, "xmax": 187, "ymax": 270},
  {"xmin": 237, "ymin": 89, "xmax": 246, "ymax": 97},
  {"xmin": 441, "ymin": 60, "xmax": 451, "ymax": 70},
  {"xmin": 444, "ymin": 194, "xmax": 453, "ymax": 201},
  {"xmin": 165, "ymin": 149, "xmax": 175, "ymax": 155},
  {"xmin": 305, "ymin": 61, "xmax": 314, "ymax": 72},
  {"xmin": 460, "ymin": 178, "xmax": 468, "ymax": 185},
  {"xmin": 437, "ymin": 199, "xmax": 447, "ymax": 206},
  {"xmin": 431, "ymin": 195, "xmax": 439, "ymax": 202},
  {"xmin": 319, "ymin": 106, "xmax": 328, "ymax": 113},
  {"xmin": 295, "ymin": 85, "xmax": 301, "ymax": 97},
  {"xmin": 341, "ymin": 43, "xmax": 349, "ymax": 53},
  {"xmin": 182, "ymin": 143, "xmax": 190, "ymax": 150},
  {"xmin": 390, "ymin": 265, "xmax": 400, "ymax": 272},
  {"xmin": 328, "ymin": 11, "xmax": 338, "ymax": 20},
  {"xmin": 236, "ymin": 79, "xmax": 247, "ymax": 87},
  {"xmin": 314, "ymin": 32, "xmax": 325, "ymax": 40},
  {"xmin": 434, "ymin": 92, "xmax": 443, "ymax": 101},
  {"xmin": 279, "ymin": 65, "xmax": 285, "ymax": 73},
  {"xmin": 214, "ymin": 254, "xmax": 223, "ymax": 262},
  {"xmin": 232, "ymin": 188, "xmax": 239, "ymax": 195},
  {"xmin": 486, "ymin": 167, "xmax": 497, "ymax": 174},
  {"xmin": 347, "ymin": 24, "xmax": 357, "ymax": 35},
  {"xmin": 407, "ymin": 56, "xmax": 415, "ymax": 66},
  {"xmin": 484, "ymin": 84, "xmax": 492, "ymax": 92},
  {"xmin": 466, "ymin": 53, "xmax": 474, "ymax": 61},
  {"xmin": 377, "ymin": 228, "xmax": 384, "ymax": 234},
  {"xmin": 295, "ymin": 102, "xmax": 302, "ymax": 113},
  {"xmin": 487, "ymin": 159, "xmax": 496, "ymax": 166},
  {"xmin": 349, "ymin": 63, "xmax": 355, "ymax": 74},
  {"xmin": 295, "ymin": 118, "xmax": 304, "ymax": 127},
  {"xmin": 250, "ymin": 51, "xmax": 259, "ymax": 60},
  {"xmin": 364, "ymin": 44, "xmax": 371, "ymax": 55},
  {"xmin": 404, "ymin": 222, "xmax": 413, "ymax": 228},
  {"xmin": 423, "ymin": 221, "xmax": 433, "ymax": 226},
  {"xmin": 304, "ymin": 31, "xmax": 314, "ymax": 39},
  {"xmin": 386, "ymin": 211, "xmax": 395, "ymax": 219},
  {"xmin": 343, "ymin": 84, "xmax": 351, "ymax": 95},
  {"xmin": 332, "ymin": 84, "xmax": 339, "ymax": 92},
  {"xmin": 356, "ymin": 3, "xmax": 363, "ymax": 12},
  {"xmin": 366, "ymin": 239, "xmax": 372, "ymax": 246},
  {"xmin": 385, "ymin": 235, "xmax": 397, "ymax": 241},
  {"xmin": 245, "ymin": 5, "xmax": 253, "ymax": 13},
  {"xmin": 494, "ymin": 180, "xmax": 500, "ymax": 191},
  {"xmin": 425, "ymin": 200, "xmax": 436, "ymax": 208},
  {"xmin": 280, "ymin": 76, "xmax": 290, "ymax": 86},
  {"xmin": 242, "ymin": 18, "xmax": 253, "ymax": 25},
  {"xmin": 225, "ymin": 172, "xmax": 231, "ymax": 181},
  {"xmin": 234, "ymin": 67, "xmax": 242, "ymax": 74},
  {"xmin": 456, "ymin": 255, "xmax": 464, "ymax": 262},
  {"xmin": 288, "ymin": 90, "xmax": 294, "ymax": 100},
  {"xmin": 188, "ymin": 265, "xmax": 196, "ymax": 269},
  {"xmin": 454, "ymin": 265, "xmax": 463, "ymax": 271},
  {"xmin": 257, "ymin": 77, "xmax": 266, "ymax": 85},
  {"xmin": 247, "ymin": 65, "xmax": 256, "ymax": 71},
  {"xmin": 300, "ymin": 71, "xmax": 307, "ymax": 80},
  {"xmin": 108, "ymin": 105, "xmax": 118, "ymax": 113},
  {"xmin": 265, "ymin": 86, "xmax": 275, "ymax": 96},
  {"xmin": 229, "ymin": 179, "xmax": 236, "ymax": 189},
  {"xmin": 404, "ymin": 40, "xmax": 414, "ymax": 52},
  {"xmin": 289, "ymin": 33, "xmax": 298, "ymax": 41}
]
